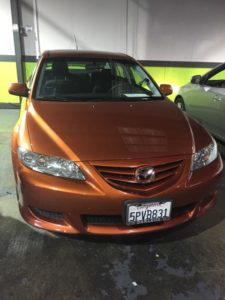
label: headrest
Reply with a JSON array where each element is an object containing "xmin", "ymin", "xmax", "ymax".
[
  {"xmin": 92, "ymin": 69, "xmax": 112, "ymax": 82},
  {"xmin": 52, "ymin": 61, "xmax": 68, "ymax": 77}
]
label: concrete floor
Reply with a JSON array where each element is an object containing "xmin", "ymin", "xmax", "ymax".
[{"xmin": 1, "ymin": 109, "xmax": 225, "ymax": 300}]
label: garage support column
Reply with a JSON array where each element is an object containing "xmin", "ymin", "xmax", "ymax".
[{"xmin": 10, "ymin": 0, "xmax": 24, "ymax": 86}]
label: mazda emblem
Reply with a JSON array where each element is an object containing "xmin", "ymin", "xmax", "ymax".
[{"xmin": 135, "ymin": 166, "xmax": 156, "ymax": 184}]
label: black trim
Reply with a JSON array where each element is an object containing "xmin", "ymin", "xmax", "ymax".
[
  {"xmin": 0, "ymin": 55, "xmax": 223, "ymax": 68},
  {"xmin": 139, "ymin": 60, "xmax": 222, "ymax": 68},
  {"xmin": 0, "ymin": 55, "xmax": 16, "ymax": 62},
  {"xmin": 10, "ymin": 0, "xmax": 24, "ymax": 85},
  {"xmin": 22, "ymin": 55, "xmax": 38, "ymax": 62},
  {"xmin": 0, "ymin": 55, "xmax": 37, "ymax": 62},
  {"xmin": 0, "ymin": 103, "xmax": 20, "ymax": 109}
]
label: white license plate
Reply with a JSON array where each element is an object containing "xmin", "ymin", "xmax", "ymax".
[{"xmin": 125, "ymin": 200, "xmax": 172, "ymax": 226}]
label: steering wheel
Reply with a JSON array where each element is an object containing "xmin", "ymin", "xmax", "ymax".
[{"xmin": 108, "ymin": 82, "xmax": 126, "ymax": 93}]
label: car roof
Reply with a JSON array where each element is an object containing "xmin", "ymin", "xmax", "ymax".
[{"xmin": 42, "ymin": 50, "xmax": 135, "ymax": 61}]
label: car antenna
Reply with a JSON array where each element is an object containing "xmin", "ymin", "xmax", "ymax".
[{"xmin": 73, "ymin": 34, "xmax": 79, "ymax": 50}]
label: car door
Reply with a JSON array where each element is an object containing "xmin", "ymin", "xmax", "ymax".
[
  {"xmin": 201, "ymin": 67, "xmax": 225, "ymax": 141},
  {"xmin": 185, "ymin": 65, "xmax": 225, "ymax": 141},
  {"xmin": 204, "ymin": 87, "xmax": 225, "ymax": 142},
  {"xmin": 184, "ymin": 83, "xmax": 220, "ymax": 135}
]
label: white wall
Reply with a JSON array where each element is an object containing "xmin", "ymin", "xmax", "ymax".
[
  {"xmin": 21, "ymin": 0, "xmax": 127, "ymax": 56},
  {"xmin": 130, "ymin": 0, "xmax": 225, "ymax": 62},
  {"xmin": 38, "ymin": 0, "xmax": 127, "ymax": 53},
  {"xmin": 4, "ymin": 0, "xmax": 225, "ymax": 62},
  {"xmin": 20, "ymin": 0, "xmax": 37, "ymax": 56},
  {"xmin": 0, "ymin": 0, "xmax": 15, "ymax": 55}
]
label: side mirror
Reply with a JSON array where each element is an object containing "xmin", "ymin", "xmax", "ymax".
[
  {"xmin": 159, "ymin": 84, "xmax": 173, "ymax": 96},
  {"xmin": 191, "ymin": 75, "xmax": 201, "ymax": 84},
  {"xmin": 8, "ymin": 83, "xmax": 29, "ymax": 97}
]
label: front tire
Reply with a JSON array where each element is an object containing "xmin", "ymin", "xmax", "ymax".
[{"xmin": 175, "ymin": 97, "xmax": 186, "ymax": 111}]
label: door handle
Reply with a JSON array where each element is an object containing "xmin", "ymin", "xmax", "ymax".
[{"xmin": 213, "ymin": 95, "xmax": 222, "ymax": 101}]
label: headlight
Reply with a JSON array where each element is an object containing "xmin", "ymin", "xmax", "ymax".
[
  {"xmin": 191, "ymin": 139, "xmax": 218, "ymax": 171},
  {"xmin": 18, "ymin": 147, "xmax": 85, "ymax": 180}
]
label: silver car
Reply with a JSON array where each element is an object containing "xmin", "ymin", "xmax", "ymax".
[{"xmin": 175, "ymin": 63, "xmax": 225, "ymax": 144}]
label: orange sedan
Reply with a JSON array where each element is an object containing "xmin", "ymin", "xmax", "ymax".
[{"xmin": 9, "ymin": 50, "xmax": 223, "ymax": 235}]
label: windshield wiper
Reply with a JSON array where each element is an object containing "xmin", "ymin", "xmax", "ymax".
[
  {"xmin": 35, "ymin": 95, "xmax": 75, "ymax": 101},
  {"xmin": 35, "ymin": 95, "xmax": 158, "ymax": 102}
]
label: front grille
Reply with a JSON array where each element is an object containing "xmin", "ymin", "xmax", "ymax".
[
  {"xmin": 83, "ymin": 202, "xmax": 196, "ymax": 226},
  {"xmin": 172, "ymin": 202, "xmax": 196, "ymax": 218},
  {"xmin": 94, "ymin": 160, "xmax": 184, "ymax": 195}
]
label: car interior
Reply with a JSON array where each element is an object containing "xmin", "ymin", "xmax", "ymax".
[{"xmin": 36, "ymin": 60, "xmax": 154, "ymax": 99}]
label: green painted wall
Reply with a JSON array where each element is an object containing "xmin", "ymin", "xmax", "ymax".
[
  {"xmin": 23, "ymin": 62, "xmax": 36, "ymax": 81},
  {"xmin": 0, "ymin": 62, "xmax": 19, "ymax": 103},
  {"xmin": 145, "ymin": 66, "xmax": 211, "ymax": 100},
  {"xmin": 0, "ymin": 61, "xmax": 212, "ymax": 103}
]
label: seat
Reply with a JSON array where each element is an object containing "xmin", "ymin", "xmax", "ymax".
[
  {"xmin": 51, "ymin": 61, "xmax": 69, "ymax": 79},
  {"xmin": 43, "ymin": 61, "xmax": 71, "ymax": 95},
  {"xmin": 91, "ymin": 69, "xmax": 112, "ymax": 93}
]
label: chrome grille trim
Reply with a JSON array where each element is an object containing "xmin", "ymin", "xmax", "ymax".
[{"xmin": 94, "ymin": 160, "xmax": 184, "ymax": 194}]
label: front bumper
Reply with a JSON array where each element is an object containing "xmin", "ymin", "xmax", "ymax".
[{"xmin": 14, "ymin": 155, "xmax": 223, "ymax": 235}]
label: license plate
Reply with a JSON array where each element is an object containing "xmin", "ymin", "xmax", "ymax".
[{"xmin": 125, "ymin": 200, "xmax": 172, "ymax": 226}]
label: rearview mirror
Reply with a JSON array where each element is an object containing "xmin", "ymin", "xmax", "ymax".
[
  {"xmin": 159, "ymin": 84, "xmax": 173, "ymax": 96},
  {"xmin": 8, "ymin": 83, "xmax": 29, "ymax": 97},
  {"xmin": 191, "ymin": 75, "xmax": 201, "ymax": 84}
]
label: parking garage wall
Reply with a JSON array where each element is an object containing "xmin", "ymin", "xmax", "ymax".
[
  {"xmin": 20, "ymin": 0, "xmax": 225, "ymax": 62},
  {"xmin": 1, "ymin": 0, "xmax": 225, "ymax": 103},
  {"xmin": 0, "ymin": 0, "xmax": 18, "ymax": 104}
]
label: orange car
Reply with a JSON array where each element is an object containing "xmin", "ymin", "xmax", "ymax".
[{"xmin": 9, "ymin": 50, "xmax": 223, "ymax": 235}]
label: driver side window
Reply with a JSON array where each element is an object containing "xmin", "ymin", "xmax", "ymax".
[{"xmin": 206, "ymin": 68, "xmax": 225, "ymax": 87}]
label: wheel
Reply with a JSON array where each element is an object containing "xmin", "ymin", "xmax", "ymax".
[{"xmin": 175, "ymin": 97, "xmax": 186, "ymax": 111}]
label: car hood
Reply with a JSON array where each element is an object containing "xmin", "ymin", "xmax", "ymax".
[{"xmin": 27, "ymin": 99, "xmax": 193, "ymax": 162}]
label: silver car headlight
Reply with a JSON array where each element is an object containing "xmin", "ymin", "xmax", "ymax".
[
  {"xmin": 18, "ymin": 147, "xmax": 85, "ymax": 180},
  {"xmin": 191, "ymin": 139, "xmax": 218, "ymax": 171}
]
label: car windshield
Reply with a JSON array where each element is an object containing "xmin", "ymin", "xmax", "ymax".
[{"xmin": 34, "ymin": 58, "xmax": 162, "ymax": 101}]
